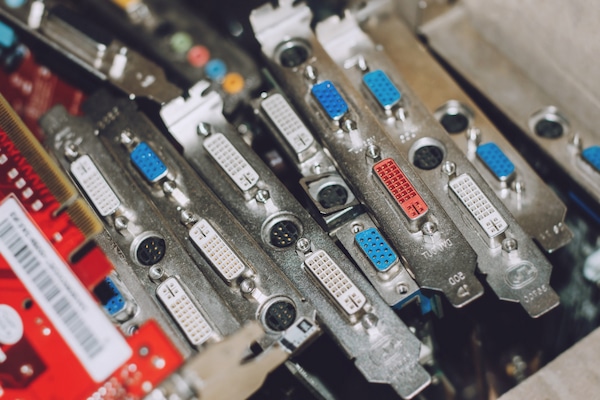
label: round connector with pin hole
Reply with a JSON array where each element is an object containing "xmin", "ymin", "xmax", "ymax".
[
  {"xmin": 413, "ymin": 145, "xmax": 444, "ymax": 170},
  {"xmin": 134, "ymin": 234, "xmax": 166, "ymax": 266},
  {"xmin": 263, "ymin": 299, "xmax": 297, "ymax": 331},
  {"xmin": 435, "ymin": 101, "xmax": 473, "ymax": 134},
  {"xmin": 534, "ymin": 119, "xmax": 564, "ymax": 139},
  {"xmin": 269, "ymin": 220, "xmax": 300, "ymax": 248},
  {"xmin": 317, "ymin": 184, "xmax": 349, "ymax": 209},
  {"xmin": 275, "ymin": 39, "xmax": 311, "ymax": 68},
  {"xmin": 440, "ymin": 112, "xmax": 469, "ymax": 134}
]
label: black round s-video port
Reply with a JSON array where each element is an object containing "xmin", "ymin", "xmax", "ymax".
[{"xmin": 135, "ymin": 235, "xmax": 166, "ymax": 266}]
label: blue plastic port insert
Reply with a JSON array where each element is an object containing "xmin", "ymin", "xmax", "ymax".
[
  {"xmin": 0, "ymin": 20, "xmax": 16, "ymax": 48},
  {"xmin": 130, "ymin": 142, "xmax": 168, "ymax": 183},
  {"xmin": 93, "ymin": 277, "xmax": 126, "ymax": 316},
  {"xmin": 363, "ymin": 70, "xmax": 401, "ymax": 110},
  {"xmin": 355, "ymin": 227, "xmax": 398, "ymax": 272},
  {"xmin": 311, "ymin": 81, "xmax": 348, "ymax": 120},
  {"xmin": 582, "ymin": 145, "xmax": 600, "ymax": 173},
  {"xmin": 476, "ymin": 142, "xmax": 515, "ymax": 181},
  {"xmin": 205, "ymin": 59, "xmax": 227, "ymax": 80}
]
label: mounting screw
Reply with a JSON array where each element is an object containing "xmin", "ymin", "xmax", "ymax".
[
  {"xmin": 361, "ymin": 313, "xmax": 379, "ymax": 330},
  {"xmin": 162, "ymin": 180, "xmax": 176, "ymax": 194},
  {"xmin": 365, "ymin": 144, "xmax": 381, "ymax": 160},
  {"xmin": 295, "ymin": 237, "xmax": 311, "ymax": 253},
  {"xmin": 502, "ymin": 238, "xmax": 518, "ymax": 253},
  {"xmin": 397, "ymin": 283, "xmax": 409, "ymax": 295},
  {"xmin": 148, "ymin": 266, "xmax": 165, "ymax": 281},
  {"xmin": 179, "ymin": 209, "xmax": 196, "ymax": 225},
  {"xmin": 304, "ymin": 65, "xmax": 318, "ymax": 83},
  {"xmin": 442, "ymin": 161, "xmax": 456, "ymax": 176},
  {"xmin": 351, "ymin": 222, "xmax": 364, "ymax": 234},
  {"xmin": 240, "ymin": 279, "xmax": 256, "ymax": 294},
  {"xmin": 64, "ymin": 143, "xmax": 79, "ymax": 161},
  {"xmin": 115, "ymin": 216, "xmax": 129, "ymax": 231},
  {"xmin": 196, "ymin": 122, "xmax": 212, "ymax": 137},
  {"xmin": 255, "ymin": 189, "xmax": 270, "ymax": 203}
]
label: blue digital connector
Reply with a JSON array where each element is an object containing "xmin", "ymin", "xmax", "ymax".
[
  {"xmin": 94, "ymin": 277, "xmax": 126, "ymax": 316},
  {"xmin": 476, "ymin": 142, "xmax": 515, "ymax": 181},
  {"xmin": 355, "ymin": 227, "xmax": 398, "ymax": 272},
  {"xmin": 582, "ymin": 145, "xmax": 600, "ymax": 173},
  {"xmin": 311, "ymin": 81, "xmax": 348, "ymax": 120},
  {"xmin": 363, "ymin": 70, "xmax": 401, "ymax": 110},
  {"xmin": 130, "ymin": 142, "xmax": 168, "ymax": 183}
]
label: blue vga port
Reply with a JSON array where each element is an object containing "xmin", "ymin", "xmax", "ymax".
[
  {"xmin": 582, "ymin": 145, "xmax": 600, "ymax": 173},
  {"xmin": 311, "ymin": 80, "xmax": 348, "ymax": 121},
  {"xmin": 355, "ymin": 227, "xmax": 398, "ymax": 272},
  {"xmin": 93, "ymin": 277, "xmax": 126, "ymax": 316},
  {"xmin": 476, "ymin": 142, "xmax": 515, "ymax": 182},
  {"xmin": 363, "ymin": 70, "xmax": 401, "ymax": 110},
  {"xmin": 130, "ymin": 142, "xmax": 168, "ymax": 183}
]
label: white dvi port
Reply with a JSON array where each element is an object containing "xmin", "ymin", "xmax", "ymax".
[
  {"xmin": 203, "ymin": 133, "xmax": 259, "ymax": 192},
  {"xmin": 156, "ymin": 277, "xmax": 215, "ymax": 346},
  {"xmin": 261, "ymin": 93, "xmax": 314, "ymax": 156},
  {"xmin": 449, "ymin": 174, "xmax": 508, "ymax": 238},
  {"xmin": 189, "ymin": 219, "xmax": 246, "ymax": 283},
  {"xmin": 70, "ymin": 155, "xmax": 120, "ymax": 216},
  {"xmin": 304, "ymin": 250, "xmax": 366, "ymax": 316}
]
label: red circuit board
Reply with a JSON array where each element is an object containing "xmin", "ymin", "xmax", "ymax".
[
  {"xmin": 0, "ymin": 46, "xmax": 85, "ymax": 140},
  {"xmin": 0, "ymin": 98, "xmax": 183, "ymax": 399}
]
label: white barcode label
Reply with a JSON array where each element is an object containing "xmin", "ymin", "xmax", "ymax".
[
  {"xmin": 0, "ymin": 197, "xmax": 132, "ymax": 381},
  {"xmin": 449, "ymin": 174, "xmax": 508, "ymax": 238},
  {"xmin": 70, "ymin": 155, "xmax": 120, "ymax": 216},
  {"xmin": 261, "ymin": 94, "xmax": 314, "ymax": 156},
  {"xmin": 203, "ymin": 133, "xmax": 259, "ymax": 192}
]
